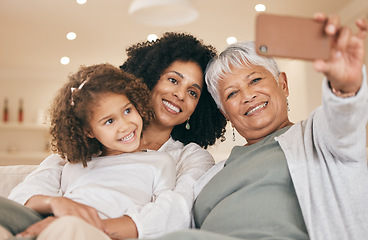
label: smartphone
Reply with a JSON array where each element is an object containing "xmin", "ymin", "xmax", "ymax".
[{"xmin": 255, "ymin": 13, "xmax": 332, "ymax": 61}]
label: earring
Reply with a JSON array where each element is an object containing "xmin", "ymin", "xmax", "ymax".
[
  {"xmin": 287, "ymin": 99, "xmax": 290, "ymax": 112},
  {"xmin": 232, "ymin": 127, "xmax": 236, "ymax": 141},
  {"xmin": 185, "ymin": 118, "xmax": 190, "ymax": 130}
]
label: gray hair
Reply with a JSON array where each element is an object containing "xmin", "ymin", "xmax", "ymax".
[{"xmin": 205, "ymin": 41, "xmax": 281, "ymax": 111}]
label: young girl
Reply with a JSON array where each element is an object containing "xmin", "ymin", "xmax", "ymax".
[{"xmin": 0, "ymin": 63, "xmax": 175, "ymax": 237}]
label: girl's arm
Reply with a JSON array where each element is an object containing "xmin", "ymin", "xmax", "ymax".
[
  {"xmin": 9, "ymin": 154, "xmax": 106, "ymax": 232},
  {"xmin": 24, "ymin": 195, "xmax": 54, "ymax": 215},
  {"xmin": 8, "ymin": 154, "xmax": 66, "ymax": 204}
]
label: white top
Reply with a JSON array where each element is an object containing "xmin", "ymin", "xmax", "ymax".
[
  {"xmin": 126, "ymin": 138, "xmax": 215, "ymax": 238},
  {"xmin": 9, "ymin": 137, "xmax": 215, "ymax": 238},
  {"xmin": 9, "ymin": 151, "xmax": 175, "ymax": 219}
]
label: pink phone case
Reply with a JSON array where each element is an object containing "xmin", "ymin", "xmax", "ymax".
[{"xmin": 255, "ymin": 13, "xmax": 332, "ymax": 60}]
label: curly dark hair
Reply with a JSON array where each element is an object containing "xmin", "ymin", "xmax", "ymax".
[
  {"xmin": 120, "ymin": 32, "xmax": 227, "ymax": 148},
  {"xmin": 49, "ymin": 63, "xmax": 154, "ymax": 167}
]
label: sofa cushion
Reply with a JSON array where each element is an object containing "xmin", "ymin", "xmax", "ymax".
[{"xmin": 0, "ymin": 165, "xmax": 37, "ymax": 198}]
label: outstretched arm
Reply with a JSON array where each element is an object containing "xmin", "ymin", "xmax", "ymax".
[
  {"xmin": 313, "ymin": 13, "xmax": 367, "ymax": 95},
  {"xmin": 312, "ymin": 14, "xmax": 368, "ymax": 162}
]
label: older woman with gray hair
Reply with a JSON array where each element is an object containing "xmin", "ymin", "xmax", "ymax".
[{"xmin": 193, "ymin": 14, "xmax": 368, "ymax": 240}]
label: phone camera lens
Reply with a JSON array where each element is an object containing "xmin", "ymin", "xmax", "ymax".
[{"xmin": 260, "ymin": 45, "xmax": 268, "ymax": 53}]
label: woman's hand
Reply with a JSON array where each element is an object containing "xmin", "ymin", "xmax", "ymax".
[
  {"xmin": 49, "ymin": 197, "xmax": 107, "ymax": 232},
  {"xmin": 313, "ymin": 13, "xmax": 367, "ymax": 95},
  {"xmin": 26, "ymin": 195, "xmax": 106, "ymax": 233},
  {"xmin": 16, "ymin": 216, "xmax": 56, "ymax": 238}
]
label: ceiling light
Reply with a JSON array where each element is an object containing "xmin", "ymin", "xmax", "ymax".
[
  {"xmin": 60, "ymin": 57, "xmax": 70, "ymax": 65},
  {"xmin": 147, "ymin": 34, "xmax": 158, "ymax": 42},
  {"xmin": 226, "ymin": 36, "xmax": 237, "ymax": 45},
  {"xmin": 76, "ymin": 0, "xmax": 87, "ymax": 4},
  {"xmin": 129, "ymin": 0, "xmax": 198, "ymax": 26},
  {"xmin": 66, "ymin": 32, "xmax": 77, "ymax": 40},
  {"xmin": 255, "ymin": 4, "xmax": 266, "ymax": 12}
]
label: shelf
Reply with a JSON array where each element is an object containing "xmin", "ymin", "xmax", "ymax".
[
  {"xmin": 0, "ymin": 151, "xmax": 50, "ymax": 166},
  {"xmin": 0, "ymin": 122, "xmax": 49, "ymax": 131}
]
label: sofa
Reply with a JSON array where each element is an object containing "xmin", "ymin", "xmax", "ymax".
[
  {"xmin": 1, "ymin": 148, "xmax": 368, "ymax": 198},
  {"xmin": 0, "ymin": 165, "xmax": 37, "ymax": 198}
]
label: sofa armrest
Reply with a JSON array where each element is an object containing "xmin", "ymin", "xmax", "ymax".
[{"xmin": 0, "ymin": 165, "xmax": 37, "ymax": 198}]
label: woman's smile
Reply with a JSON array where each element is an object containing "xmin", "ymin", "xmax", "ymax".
[
  {"xmin": 245, "ymin": 102, "xmax": 268, "ymax": 116},
  {"xmin": 162, "ymin": 100, "xmax": 181, "ymax": 114},
  {"xmin": 218, "ymin": 64, "xmax": 290, "ymax": 145},
  {"xmin": 150, "ymin": 61, "xmax": 203, "ymax": 128}
]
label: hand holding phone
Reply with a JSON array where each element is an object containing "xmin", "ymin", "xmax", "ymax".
[{"xmin": 255, "ymin": 13, "xmax": 332, "ymax": 61}]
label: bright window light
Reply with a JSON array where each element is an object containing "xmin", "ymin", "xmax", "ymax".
[
  {"xmin": 255, "ymin": 4, "xmax": 266, "ymax": 12},
  {"xmin": 60, "ymin": 57, "xmax": 70, "ymax": 65},
  {"xmin": 66, "ymin": 32, "xmax": 77, "ymax": 40},
  {"xmin": 147, "ymin": 34, "xmax": 158, "ymax": 42},
  {"xmin": 226, "ymin": 36, "xmax": 237, "ymax": 45}
]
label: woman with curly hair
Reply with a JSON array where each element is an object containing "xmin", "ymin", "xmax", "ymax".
[
  {"xmin": 1, "ymin": 63, "xmax": 176, "ymax": 238},
  {"xmin": 121, "ymin": 32, "xmax": 226, "ymax": 148},
  {"xmin": 9, "ymin": 32, "xmax": 227, "ymax": 240}
]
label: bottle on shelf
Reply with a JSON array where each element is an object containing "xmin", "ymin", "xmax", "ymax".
[
  {"xmin": 3, "ymin": 98, "xmax": 8, "ymax": 123},
  {"xmin": 18, "ymin": 98, "xmax": 24, "ymax": 123}
]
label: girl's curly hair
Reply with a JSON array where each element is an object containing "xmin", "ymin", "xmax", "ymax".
[
  {"xmin": 49, "ymin": 63, "xmax": 154, "ymax": 167},
  {"xmin": 120, "ymin": 32, "xmax": 227, "ymax": 148}
]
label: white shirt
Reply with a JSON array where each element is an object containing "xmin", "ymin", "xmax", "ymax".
[
  {"xmin": 9, "ymin": 151, "xmax": 175, "ymax": 219},
  {"xmin": 9, "ymin": 138, "xmax": 215, "ymax": 238},
  {"xmin": 125, "ymin": 138, "xmax": 215, "ymax": 238}
]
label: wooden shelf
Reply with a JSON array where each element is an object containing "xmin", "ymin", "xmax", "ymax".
[
  {"xmin": 0, "ymin": 122, "xmax": 50, "ymax": 165},
  {"xmin": 0, "ymin": 122, "xmax": 49, "ymax": 131},
  {"xmin": 0, "ymin": 151, "xmax": 50, "ymax": 166}
]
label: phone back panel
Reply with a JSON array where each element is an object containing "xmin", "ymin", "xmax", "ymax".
[{"xmin": 255, "ymin": 13, "xmax": 332, "ymax": 60}]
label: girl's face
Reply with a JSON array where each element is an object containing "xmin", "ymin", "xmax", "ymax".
[
  {"xmin": 150, "ymin": 60, "xmax": 203, "ymax": 128},
  {"xmin": 218, "ymin": 64, "xmax": 290, "ymax": 145},
  {"xmin": 87, "ymin": 92, "xmax": 143, "ymax": 156}
]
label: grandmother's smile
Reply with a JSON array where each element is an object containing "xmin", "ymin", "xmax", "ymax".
[{"xmin": 245, "ymin": 102, "xmax": 268, "ymax": 116}]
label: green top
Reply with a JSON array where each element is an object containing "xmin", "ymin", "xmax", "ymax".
[{"xmin": 193, "ymin": 126, "xmax": 308, "ymax": 239}]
